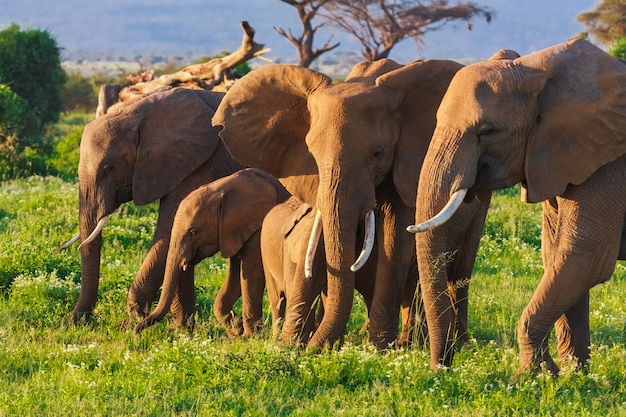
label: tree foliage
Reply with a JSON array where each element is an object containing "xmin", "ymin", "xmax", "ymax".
[
  {"xmin": 0, "ymin": 23, "xmax": 66, "ymax": 179},
  {"xmin": 577, "ymin": 0, "xmax": 626, "ymax": 46},
  {"xmin": 321, "ymin": 0, "xmax": 492, "ymax": 61},
  {"xmin": 609, "ymin": 36, "xmax": 626, "ymax": 59},
  {"xmin": 275, "ymin": 0, "xmax": 340, "ymax": 67},
  {"xmin": 0, "ymin": 23, "xmax": 66, "ymax": 137}
]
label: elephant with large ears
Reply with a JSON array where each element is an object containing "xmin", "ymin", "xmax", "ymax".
[
  {"xmin": 65, "ymin": 87, "xmax": 243, "ymax": 326},
  {"xmin": 212, "ymin": 58, "xmax": 489, "ymax": 350},
  {"xmin": 409, "ymin": 39, "xmax": 626, "ymax": 373},
  {"xmin": 134, "ymin": 168, "xmax": 291, "ymax": 336}
]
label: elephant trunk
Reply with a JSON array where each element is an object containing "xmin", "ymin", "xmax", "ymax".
[
  {"xmin": 70, "ymin": 191, "xmax": 105, "ymax": 324},
  {"xmin": 308, "ymin": 178, "xmax": 362, "ymax": 349},
  {"xmin": 133, "ymin": 238, "xmax": 186, "ymax": 334},
  {"xmin": 414, "ymin": 127, "xmax": 474, "ymax": 369}
]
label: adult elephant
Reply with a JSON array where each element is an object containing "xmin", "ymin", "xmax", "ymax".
[
  {"xmin": 134, "ymin": 168, "xmax": 291, "ymax": 336},
  {"xmin": 212, "ymin": 58, "xmax": 489, "ymax": 350},
  {"xmin": 409, "ymin": 39, "xmax": 626, "ymax": 373},
  {"xmin": 64, "ymin": 87, "xmax": 243, "ymax": 325}
]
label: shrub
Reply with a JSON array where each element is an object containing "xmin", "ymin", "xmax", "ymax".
[{"xmin": 609, "ymin": 36, "xmax": 626, "ymax": 59}]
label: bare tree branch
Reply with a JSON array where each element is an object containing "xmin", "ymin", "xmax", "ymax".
[
  {"xmin": 275, "ymin": 0, "xmax": 340, "ymax": 67},
  {"xmin": 321, "ymin": 0, "xmax": 493, "ymax": 61},
  {"xmin": 96, "ymin": 21, "xmax": 270, "ymax": 116}
]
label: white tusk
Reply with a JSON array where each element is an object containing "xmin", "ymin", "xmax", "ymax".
[
  {"xmin": 182, "ymin": 264, "xmax": 188, "ymax": 272},
  {"xmin": 78, "ymin": 216, "xmax": 108, "ymax": 250},
  {"xmin": 350, "ymin": 209, "xmax": 375, "ymax": 272},
  {"xmin": 304, "ymin": 210, "xmax": 323, "ymax": 279},
  {"xmin": 58, "ymin": 231, "xmax": 80, "ymax": 252},
  {"xmin": 406, "ymin": 188, "xmax": 468, "ymax": 233}
]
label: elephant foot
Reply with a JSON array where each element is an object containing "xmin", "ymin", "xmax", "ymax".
[
  {"xmin": 242, "ymin": 319, "xmax": 263, "ymax": 338},
  {"xmin": 170, "ymin": 313, "xmax": 195, "ymax": 332},
  {"xmin": 517, "ymin": 317, "xmax": 559, "ymax": 375},
  {"xmin": 218, "ymin": 312, "xmax": 244, "ymax": 338},
  {"xmin": 66, "ymin": 309, "xmax": 93, "ymax": 327},
  {"xmin": 454, "ymin": 332, "xmax": 470, "ymax": 349}
]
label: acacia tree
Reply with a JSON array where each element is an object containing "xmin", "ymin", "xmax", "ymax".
[
  {"xmin": 322, "ymin": 0, "xmax": 493, "ymax": 61},
  {"xmin": 275, "ymin": 0, "xmax": 340, "ymax": 67},
  {"xmin": 577, "ymin": 0, "xmax": 626, "ymax": 46}
]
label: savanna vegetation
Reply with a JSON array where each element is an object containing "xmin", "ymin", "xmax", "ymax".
[
  {"xmin": 1, "ymin": 11, "xmax": 625, "ymax": 417},
  {"xmin": 0, "ymin": 176, "xmax": 624, "ymax": 416}
]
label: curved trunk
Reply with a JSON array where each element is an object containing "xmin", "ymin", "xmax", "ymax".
[
  {"xmin": 307, "ymin": 187, "xmax": 358, "ymax": 349},
  {"xmin": 415, "ymin": 127, "xmax": 470, "ymax": 369},
  {"xmin": 134, "ymin": 242, "xmax": 186, "ymax": 333}
]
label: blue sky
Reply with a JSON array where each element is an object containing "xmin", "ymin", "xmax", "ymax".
[{"xmin": 1, "ymin": 0, "xmax": 598, "ymax": 61}]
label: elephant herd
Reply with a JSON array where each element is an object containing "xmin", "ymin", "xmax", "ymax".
[{"xmin": 61, "ymin": 38, "xmax": 626, "ymax": 375}]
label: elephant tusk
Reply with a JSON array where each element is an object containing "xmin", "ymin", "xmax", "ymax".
[
  {"xmin": 406, "ymin": 188, "xmax": 468, "ymax": 233},
  {"xmin": 57, "ymin": 231, "xmax": 80, "ymax": 252},
  {"xmin": 78, "ymin": 216, "xmax": 109, "ymax": 250},
  {"xmin": 350, "ymin": 209, "xmax": 375, "ymax": 272},
  {"xmin": 304, "ymin": 210, "xmax": 323, "ymax": 279},
  {"xmin": 182, "ymin": 264, "xmax": 188, "ymax": 272}
]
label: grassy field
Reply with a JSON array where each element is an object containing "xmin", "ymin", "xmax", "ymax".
[{"xmin": 0, "ymin": 176, "xmax": 624, "ymax": 416}]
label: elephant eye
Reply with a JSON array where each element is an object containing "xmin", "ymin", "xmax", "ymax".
[
  {"xmin": 373, "ymin": 146, "xmax": 384, "ymax": 158},
  {"xmin": 477, "ymin": 125, "xmax": 496, "ymax": 144},
  {"xmin": 103, "ymin": 165, "xmax": 114, "ymax": 175}
]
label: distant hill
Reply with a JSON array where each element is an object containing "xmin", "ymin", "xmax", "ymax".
[{"xmin": 2, "ymin": 0, "xmax": 596, "ymax": 67}]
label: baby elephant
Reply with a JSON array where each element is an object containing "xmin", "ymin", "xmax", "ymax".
[
  {"xmin": 262, "ymin": 196, "xmax": 328, "ymax": 346},
  {"xmin": 134, "ymin": 168, "xmax": 290, "ymax": 336}
]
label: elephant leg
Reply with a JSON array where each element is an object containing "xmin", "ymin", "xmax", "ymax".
[
  {"xmin": 368, "ymin": 203, "xmax": 414, "ymax": 349},
  {"xmin": 126, "ymin": 236, "xmax": 169, "ymax": 322},
  {"xmin": 555, "ymin": 290, "xmax": 590, "ymax": 369},
  {"xmin": 213, "ymin": 256, "xmax": 244, "ymax": 338},
  {"xmin": 397, "ymin": 263, "xmax": 420, "ymax": 347},
  {"xmin": 126, "ymin": 194, "xmax": 182, "ymax": 322},
  {"xmin": 355, "ymin": 246, "xmax": 376, "ymax": 335},
  {"xmin": 239, "ymin": 232, "xmax": 265, "ymax": 337},
  {"xmin": 282, "ymin": 270, "xmax": 325, "ymax": 346},
  {"xmin": 518, "ymin": 166, "xmax": 626, "ymax": 374},
  {"xmin": 543, "ymin": 199, "xmax": 591, "ymax": 369},
  {"xmin": 448, "ymin": 198, "xmax": 489, "ymax": 348}
]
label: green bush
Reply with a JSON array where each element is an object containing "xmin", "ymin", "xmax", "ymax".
[
  {"xmin": 609, "ymin": 36, "xmax": 626, "ymax": 59},
  {"xmin": 0, "ymin": 23, "xmax": 66, "ymax": 179},
  {"xmin": 48, "ymin": 128, "xmax": 82, "ymax": 180}
]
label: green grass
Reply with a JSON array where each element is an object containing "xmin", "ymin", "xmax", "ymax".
[{"xmin": 0, "ymin": 177, "xmax": 624, "ymax": 416}]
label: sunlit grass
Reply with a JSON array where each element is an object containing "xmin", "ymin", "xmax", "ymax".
[{"xmin": 0, "ymin": 178, "xmax": 624, "ymax": 416}]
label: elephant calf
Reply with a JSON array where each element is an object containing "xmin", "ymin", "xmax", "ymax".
[
  {"xmin": 134, "ymin": 168, "xmax": 290, "ymax": 336},
  {"xmin": 262, "ymin": 196, "xmax": 328, "ymax": 346}
]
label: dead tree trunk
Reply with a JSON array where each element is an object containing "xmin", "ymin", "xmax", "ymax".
[{"xmin": 96, "ymin": 21, "xmax": 270, "ymax": 116}]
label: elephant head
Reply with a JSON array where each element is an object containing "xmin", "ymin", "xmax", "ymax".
[
  {"xmin": 213, "ymin": 59, "xmax": 463, "ymax": 349},
  {"xmin": 69, "ymin": 88, "xmax": 229, "ymax": 323},
  {"xmin": 134, "ymin": 168, "xmax": 290, "ymax": 335},
  {"xmin": 410, "ymin": 39, "xmax": 626, "ymax": 370}
]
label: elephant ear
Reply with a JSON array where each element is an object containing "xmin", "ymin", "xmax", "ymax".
[
  {"xmin": 132, "ymin": 88, "xmax": 223, "ymax": 205},
  {"xmin": 517, "ymin": 39, "xmax": 626, "ymax": 203},
  {"xmin": 282, "ymin": 198, "xmax": 313, "ymax": 236},
  {"xmin": 376, "ymin": 59, "xmax": 464, "ymax": 207},
  {"xmin": 212, "ymin": 65, "xmax": 331, "ymax": 180},
  {"xmin": 488, "ymin": 49, "xmax": 521, "ymax": 61},
  {"xmin": 345, "ymin": 58, "xmax": 403, "ymax": 82},
  {"xmin": 218, "ymin": 169, "xmax": 280, "ymax": 258}
]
